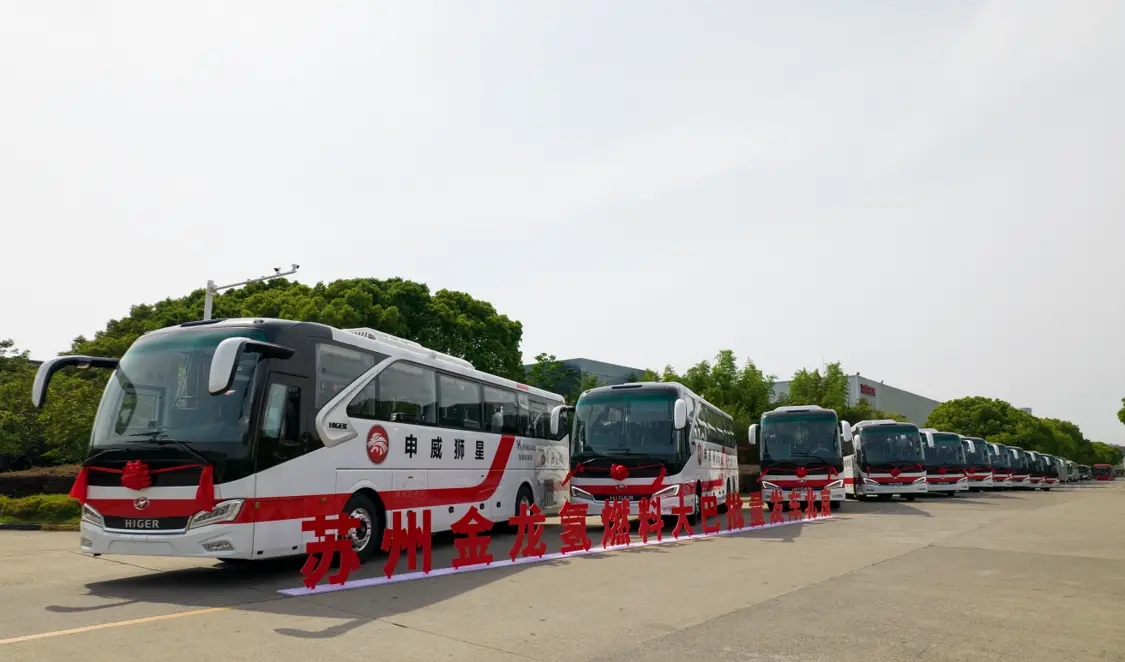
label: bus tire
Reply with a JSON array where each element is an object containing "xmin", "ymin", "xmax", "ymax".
[
  {"xmin": 904, "ymin": 495, "xmax": 916, "ymax": 502},
  {"xmin": 342, "ymin": 493, "xmax": 383, "ymax": 564},
  {"xmin": 688, "ymin": 482, "xmax": 702, "ymax": 524},
  {"xmin": 506, "ymin": 484, "xmax": 535, "ymax": 532}
]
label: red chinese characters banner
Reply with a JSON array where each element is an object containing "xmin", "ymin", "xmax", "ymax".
[{"xmin": 296, "ymin": 488, "xmax": 837, "ymax": 590}]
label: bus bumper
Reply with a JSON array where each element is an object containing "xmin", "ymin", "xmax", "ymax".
[
  {"xmin": 860, "ymin": 481, "xmax": 928, "ymax": 496},
  {"xmin": 765, "ymin": 486, "xmax": 845, "ymax": 504},
  {"xmin": 579, "ymin": 496, "xmax": 682, "ymax": 518},
  {"xmin": 78, "ymin": 520, "xmax": 256, "ymax": 559},
  {"xmin": 927, "ymin": 479, "xmax": 969, "ymax": 493}
]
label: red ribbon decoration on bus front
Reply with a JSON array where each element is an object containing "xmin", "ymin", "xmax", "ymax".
[
  {"xmin": 795, "ymin": 467, "xmax": 808, "ymax": 479},
  {"xmin": 68, "ymin": 461, "xmax": 217, "ymax": 513},
  {"xmin": 610, "ymin": 464, "xmax": 629, "ymax": 482}
]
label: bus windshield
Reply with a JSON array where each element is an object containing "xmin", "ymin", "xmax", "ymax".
[
  {"xmin": 572, "ymin": 389, "xmax": 682, "ymax": 460},
  {"xmin": 989, "ymin": 444, "xmax": 1011, "ymax": 469},
  {"xmin": 925, "ymin": 433, "xmax": 967, "ymax": 467},
  {"xmin": 1093, "ymin": 465, "xmax": 1112, "ymax": 476},
  {"xmin": 857, "ymin": 425, "xmax": 924, "ymax": 464},
  {"xmin": 962, "ymin": 438, "xmax": 991, "ymax": 467},
  {"xmin": 760, "ymin": 412, "xmax": 840, "ymax": 463},
  {"xmin": 1010, "ymin": 449, "xmax": 1028, "ymax": 470},
  {"xmin": 90, "ymin": 327, "xmax": 268, "ymax": 449}
]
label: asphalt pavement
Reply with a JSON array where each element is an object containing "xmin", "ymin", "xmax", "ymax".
[{"xmin": 1, "ymin": 483, "xmax": 1123, "ymax": 661}]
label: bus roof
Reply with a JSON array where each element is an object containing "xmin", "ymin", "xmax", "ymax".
[
  {"xmin": 576, "ymin": 381, "xmax": 732, "ymax": 421},
  {"xmin": 764, "ymin": 404, "xmax": 836, "ymax": 417},
  {"xmin": 854, "ymin": 419, "xmax": 917, "ymax": 429},
  {"xmin": 145, "ymin": 317, "xmax": 566, "ymax": 403}
]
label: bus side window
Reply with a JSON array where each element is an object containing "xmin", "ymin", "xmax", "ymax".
[
  {"xmin": 315, "ymin": 343, "xmax": 383, "ymax": 410},
  {"xmin": 346, "ymin": 361, "xmax": 436, "ymax": 425},
  {"xmin": 483, "ymin": 386, "xmax": 519, "ymax": 435}
]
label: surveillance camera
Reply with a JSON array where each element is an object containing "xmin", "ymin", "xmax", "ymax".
[{"xmin": 292, "ymin": 264, "xmax": 300, "ymax": 270}]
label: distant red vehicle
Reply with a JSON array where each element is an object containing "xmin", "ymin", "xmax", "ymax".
[{"xmin": 1092, "ymin": 464, "xmax": 1115, "ymax": 481}]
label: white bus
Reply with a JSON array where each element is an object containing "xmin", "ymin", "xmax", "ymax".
[
  {"xmin": 844, "ymin": 420, "xmax": 928, "ymax": 501},
  {"xmin": 31, "ymin": 318, "xmax": 570, "ymax": 564},
  {"xmin": 556, "ymin": 382, "xmax": 739, "ymax": 522},
  {"xmin": 919, "ymin": 428, "xmax": 969, "ymax": 496},
  {"xmin": 748, "ymin": 405, "xmax": 851, "ymax": 511},
  {"xmin": 987, "ymin": 442, "xmax": 1013, "ymax": 489},
  {"xmin": 960, "ymin": 436, "xmax": 993, "ymax": 491}
]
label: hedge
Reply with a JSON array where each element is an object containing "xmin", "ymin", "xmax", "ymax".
[
  {"xmin": 0, "ymin": 494, "xmax": 82, "ymax": 524},
  {"xmin": 0, "ymin": 465, "xmax": 80, "ymax": 498}
]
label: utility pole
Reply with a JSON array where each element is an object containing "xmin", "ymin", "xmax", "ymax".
[{"xmin": 203, "ymin": 264, "xmax": 300, "ymax": 320}]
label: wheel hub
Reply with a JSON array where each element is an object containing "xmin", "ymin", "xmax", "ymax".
[{"xmin": 348, "ymin": 508, "xmax": 372, "ymax": 551}]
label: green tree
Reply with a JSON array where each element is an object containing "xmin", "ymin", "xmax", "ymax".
[
  {"xmin": 1118, "ymin": 397, "xmax": 1125, "ymax": 427},
  {"xmin": 523, "ymin": 353, "xmax": 577, "ymax": 395},
  {"xmin": 786, "ymin": 362, "xmax": 849, "ymax": 411},
  {"xmin": 72, "ymin": 277, "xmax": 524, "ymax": 378}
]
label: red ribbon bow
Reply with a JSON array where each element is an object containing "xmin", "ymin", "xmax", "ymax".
[{"xmin": 68, "ymin": 461, "xmax": 217, "ymax": 513}]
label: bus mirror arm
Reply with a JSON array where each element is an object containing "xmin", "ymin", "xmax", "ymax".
[
  {"xmin": 673, "ymin": 399, "xmax": 687, "ymax": 430},
  {"xmin": 548, "ymin": 404, "xmax": 575, "ymax": 437},
  {"xmin": 747, "ymin": 423, "xmax": 758, "ymax": 446},
  {"xmin": 208, "ymin": 337, "xmax": 295, "ymax": 395},
  {"xmin": 31, "ymin": 355, "xmax": 120, "ymax": 408}
]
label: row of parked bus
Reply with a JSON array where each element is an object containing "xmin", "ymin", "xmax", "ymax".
[
  {"xmin": 27, "ymin": 318, "xmax": 1113, "ymax": 566},
  {"xmin": 747, "ymin": 407, "xmax": 1112, "ymax": 508}
]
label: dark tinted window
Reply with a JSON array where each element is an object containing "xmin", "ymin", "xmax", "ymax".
[
  {"xmin": 483, "ymin": 386, "xmax": 519, "ymax": 435},
  {"xmin": 315, "ymin": 343, "xmax": 382, "ymax": 409},
  {"xmin": 346, "ymin": 361, "xmax": 436, "ymax": 424},
  {"xmin": 438, "ymin": 374, "xmax": 483, "ymax": 430}
]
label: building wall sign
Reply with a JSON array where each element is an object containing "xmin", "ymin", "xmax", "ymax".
[{"xmin": 859, "ymin": 384, "xmax": 877, "ymax": 398}]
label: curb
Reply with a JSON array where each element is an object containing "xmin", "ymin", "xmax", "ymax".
[{"xmin": 0, "ymin": 522, "xmax": 80, "ymax": 532}]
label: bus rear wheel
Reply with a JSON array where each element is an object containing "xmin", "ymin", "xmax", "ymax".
[{"xmin": 342, "ymin": 493, "xmax": 383, "ymax": 564}]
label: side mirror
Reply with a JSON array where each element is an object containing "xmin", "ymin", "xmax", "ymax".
[
  {"xmin": 549, "ymin": 404, "xmax": 574, "ymax": 437},
  {"xmin": 747, "ymin": 423, "xmax": 758, "ymax": 446},
  {"xmin": 965, "ymin": 439, "xmax": 976, "ymax": 454},
  {"xmin": 673, "ymin": 399, "xmax": 687, "ymax": 430},
  {"xmin": 840, "ymin": 421, "xmax": 853, "ymax": 443},
  {"xmin": 31, "ymin": 355, "xmax": 119, "ymax": 408},
  {"xmin": 923, "ymin": 432, "xmax": 935, "ymax": 448},
  {"xmin": 208, "ymin": 337, "xmax": 295, "ymax": 395}
]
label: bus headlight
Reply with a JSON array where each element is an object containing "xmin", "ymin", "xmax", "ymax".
[
  {"xmin": 826, "ymin": 480, "xmax": 843, "ymax": 490},
  {"xmin": 760, "ymin": 481, "xmax": 780, "ymax": 491},
  {"xmin": 570, "ymin": 486, "xmax": 594, "ymax": 501},
  {"xmin": 653, "ymin": 485, "xmax": 680, "ymax": 499},
  {"xmin": 863, "ymin": 478, "xmax": 879, "ymax": 486},
  {"xmin": 187, "ymin": 500, "xmax": 244, "ymax": 530},
  {"xmin": 913, "ymin": 476, "xmax": 926, "ymax": 484},
  {"xmin": 81, "ymin": 504, "xmax": 104, "ymax": 529}
]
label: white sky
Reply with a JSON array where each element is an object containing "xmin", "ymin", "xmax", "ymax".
[{"xmin": 2, "ymin": 1, "xmax": 1123, "ymax": 443}]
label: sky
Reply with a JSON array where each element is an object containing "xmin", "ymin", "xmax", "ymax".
[{"xmin": 2, "ymin": 1, "xmax": 1123, "ymax": 444}]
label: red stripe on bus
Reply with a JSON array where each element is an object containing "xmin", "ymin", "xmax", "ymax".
[{"xmin": 86, "ymin": 435, "xmax": 520, "ymax": 523}]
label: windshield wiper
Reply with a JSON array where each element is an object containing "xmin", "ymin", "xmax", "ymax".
[{"xmin": 125, "ymin": 431, "xmax": 211, "ymax": 465}]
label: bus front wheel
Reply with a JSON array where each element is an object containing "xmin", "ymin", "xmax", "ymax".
[{"xmin": 342, "ymin": 493, "xmax": 383, "ymax": 564}]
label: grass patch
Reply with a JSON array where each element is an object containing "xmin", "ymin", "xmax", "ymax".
[{"xmin": 0, "ymin": 494, "xmax": 81, "ymax": 525}]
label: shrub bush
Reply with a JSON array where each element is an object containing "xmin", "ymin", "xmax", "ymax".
[
  {"xmin": 0, "ymin": 464, "xmax": 80, "ymax": 498},
  {"xmin": 0, "ymin": 493, "xmax": 81, "ymax": 524}
]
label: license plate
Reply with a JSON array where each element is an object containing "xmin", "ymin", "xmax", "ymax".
[{"xmin": 122, "ymin": 519, "xmax": 162, "ymax": 530}]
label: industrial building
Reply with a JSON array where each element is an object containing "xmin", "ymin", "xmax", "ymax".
[{"xmin": 771, "ymin": 373, "xmax": 943, "ymax": 426}]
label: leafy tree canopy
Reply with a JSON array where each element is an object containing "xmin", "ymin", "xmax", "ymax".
[{"xmin": 774, "ymin": 361, "xmax": 907, "ymax": 425}]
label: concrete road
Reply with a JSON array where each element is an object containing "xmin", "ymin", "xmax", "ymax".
[{"xmin": 2, "ymin": 484, "xmax": 1124, "ymax": 661}]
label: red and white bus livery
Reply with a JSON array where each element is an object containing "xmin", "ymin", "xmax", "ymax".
[
  {"xmin": 31, "ymin": 319, "xmax": 570, "ymax": 564},
  {"xmin": 987, "ymin": 442, "xmax": 1013, "ymax": 489},
  {"xmin": 960, "ymin": 436, "xmax": 993, "ymax": 491},
  {"xmin": 1008, "ymin": 447, "xmax": 1033, "ymax": 488},
  {"xmin": 919, "ymin": 429, "xmax": 969, "ymax": 495},
  {"xmin": 1025, "ymin": 451, "xmax": 1045, "ymax": 488},
  {"xmin": 557, "ymin": 382, "xmax": 738, "ymax": 521},
  {"xmin": 844, "ymin": 420, "xmax": 928, "ymax": 501},
  {"xmin": 748, "ymin": 405, "xmax": 851, "ymax": 511}
]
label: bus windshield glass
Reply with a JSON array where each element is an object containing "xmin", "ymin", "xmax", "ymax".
[
  {"xmin": 989, "ymin": 445, "xmax": 1011, "ymax": 468},
  {"xmin": 962, "ymin": 439, "xmax": 991, "ymax": 467},
  {"xmin": 925, "ymin": 433, "xmax": 967, "ymax": 466},
  {"xmin": 1010, "ymin": 449, "xmax": 1028, "ymax": 470},
  {"xmin": 760, "ymin": 413, "xmax": 840, "ymax": 463},
  {"xmin": 572, "ymin": 389, "xmax": 681, "ymax": 460},
  {"xmin": 857, "ymin": 425, "xmax": 924, "ymax": 464},
  {"xmin": 90, "ymin": 327, "xmax": 269, "ymax": 449}
]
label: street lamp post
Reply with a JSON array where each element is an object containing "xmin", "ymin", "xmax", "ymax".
[{"xmin": 202, "ymin": 264, "xmax": 300, "ymax": 320}]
